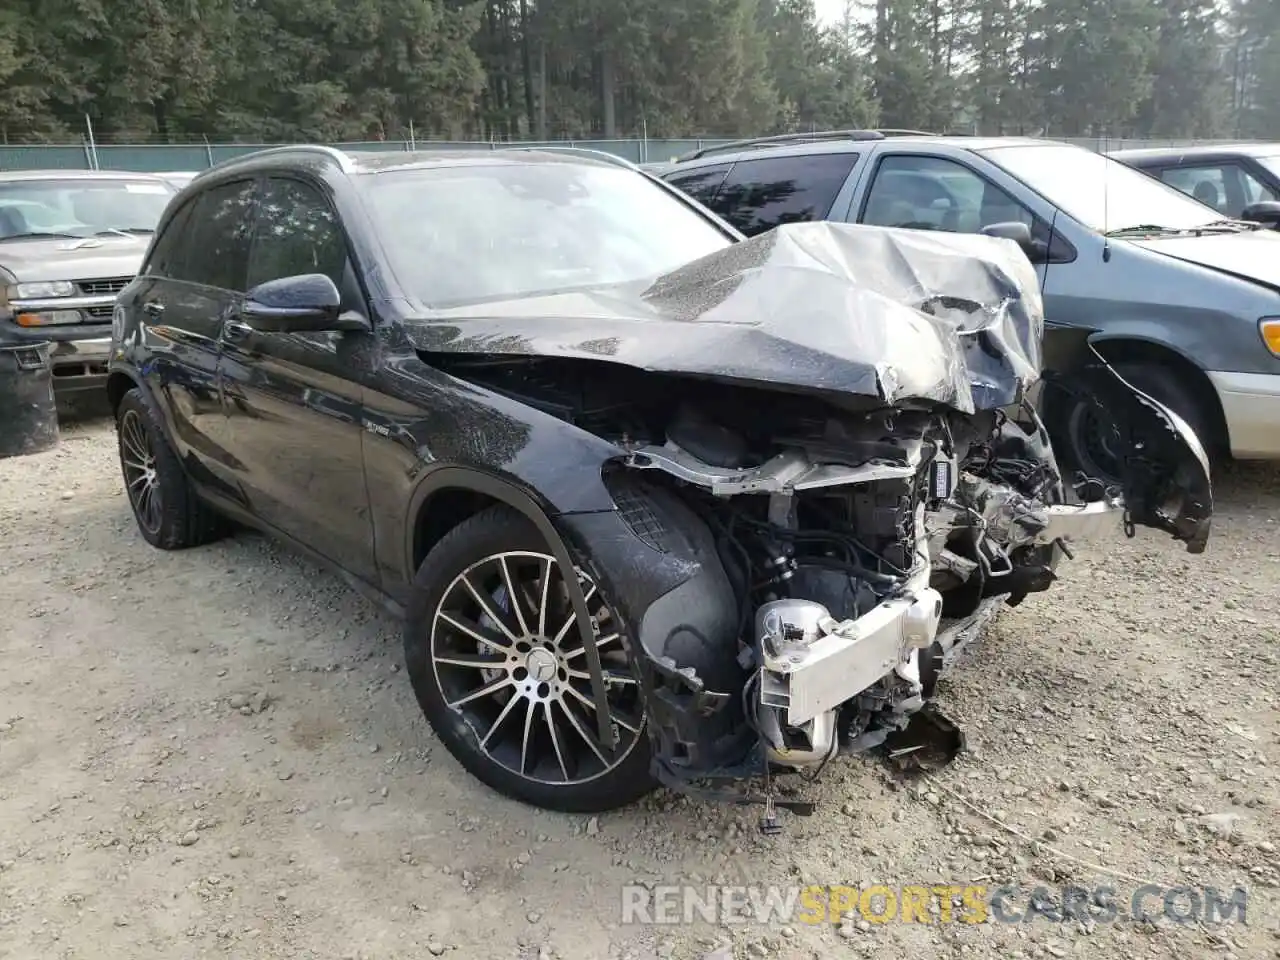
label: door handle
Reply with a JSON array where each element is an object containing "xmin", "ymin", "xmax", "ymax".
[
  {"xmin": 143, "ymin": 300, "xmax": 164, "ymax": 318},
  {"xmin": 223, "ymin": 319, "xmax": 253, "ymax": 341}
]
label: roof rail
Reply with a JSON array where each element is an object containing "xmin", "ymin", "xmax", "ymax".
[
  {"xmin": 875, "ymin": 129, "xmax": 941, "ymax": 138},
  {"xmin": 505, "ymin": 144, "xmax": 641, "ymax": 171},
  {"xmin": 199, "ymin": 144, "xmax": 355, "ymax": 178},
  {"xmin": 675, "ymin": 128, "xmax": 939, "ymax": 162}
]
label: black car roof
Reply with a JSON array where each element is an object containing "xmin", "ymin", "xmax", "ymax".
[
  {"xmin": 661, "ymin": 135, "xmax": 1064, "ymax": 171},
  {"xmin": 1111, "ymin": 143, "xmax": 1280, "ymax": 163}
]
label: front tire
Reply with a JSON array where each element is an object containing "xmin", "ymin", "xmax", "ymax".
[
  {"xmin": 1052, "ymin": 361, "xmax": 1214, "ymax": 493},
  {"xmin": 404, "ymin": 506, "xmax": 654, "ymax": 812},
  {"xmin": 116, "ymin": 387, "xmax": 227, "ymax": 549}
]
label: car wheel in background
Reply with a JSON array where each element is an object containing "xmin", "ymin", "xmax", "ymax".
[
  {"xmin": 1055, "ymin": 361, "xmax": 1214, "ymax": 495},
  {"xmin": 404, "ymin": 506, "xmax": 654, "ymax": 812}
]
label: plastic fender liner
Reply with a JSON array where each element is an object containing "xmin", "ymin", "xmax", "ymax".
[
  {"xmin": 1040, "ymin": 325, "xmax": 1213, "ymax": 553},
  {"xmin": 556, "ymin": 479, "xmax": 755, "ymax": 780}
]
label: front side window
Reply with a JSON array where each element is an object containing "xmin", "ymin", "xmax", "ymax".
[
  {"xmin": 982, "ymin": 143, "xmax": 1222, "ymax": 232},
  {"xmin": 360, "ymin": 161, "xmax": 733, "ymax": 307},
  {"xmin": 248, "ymin": 178, "xmax": 349, "ymax": 290},
  {"xmin": 173, "ymin": 180, "xmax": 256, "ymax": 291},
  {"xmin": 710, "ymin": 153, "xmax": 859, "ymax": 236},
  {"xmin": 1159, "ymin": 163, "xmax": 1277, "ymax": 217},
  {"xmin": 1160, "ymin": 165, "xmax": 1229, "ymax": 211},
  {"xmin": 0, "ymin": 178, "xmax": 175, "ymax": 241},
  {"xmin": 861, "ymin": 154, "xmax": 1036, "ymax": 234}
]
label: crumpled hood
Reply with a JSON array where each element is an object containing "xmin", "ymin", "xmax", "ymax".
[
  {"xmin": 0, "ymin": 235, "xmax": 148, "ymax": 284},
  {"xmin": 408, "ymin": 222, "xmax": 1045, "ymax": 414},
  {"xmin": 1130, "ymin": 229, "xmax": 1280, "ymax": 292}
]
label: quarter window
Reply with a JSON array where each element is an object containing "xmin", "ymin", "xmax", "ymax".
[
  {"xmin": 665, "ymin": 164, "xmax": 732, "ymax": 207},
  {"xmin": 1241, "ymin": 168, "xmax": 1276, "ymax": 204},
  {"xmin": 247, "ymin": 178, "xmax": 350, "ymax": 290},
  {"xmin": 709, "ymin": 153, "xmax": 859, "ymax": 236}
]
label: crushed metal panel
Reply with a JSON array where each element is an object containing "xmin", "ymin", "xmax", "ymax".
[{"xmin": 407, "ymin": 221, "xmax": 1045, "ymax": 414}]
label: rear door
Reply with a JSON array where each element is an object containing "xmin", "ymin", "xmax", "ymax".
[
  {"xmin": 130, "ymin": 178, "xmax": 255, "ymax": 494},
  {"xmin": 215, "ymin": 174, "xmax": 378, "ymax": 583},
  {"xmin": 667, "ymin": 153, "xmax": 860, "ymax": 237}
]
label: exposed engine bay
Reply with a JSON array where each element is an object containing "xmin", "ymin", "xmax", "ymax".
[{"xmin": 411, "ymin": 223, "xmax": 1213, "ymax": 824}]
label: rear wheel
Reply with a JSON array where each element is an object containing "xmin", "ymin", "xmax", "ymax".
[
  {"xmin": 403, "ymin": 506, "xmax": 654, "ymax": 812},
  {"xmin": 116, "ymin": 387, "xmax": 227, "ymax": 549},
  {"xmin": 1053, "ymin": 361, "xmax": 1213, "ymax": 493}
]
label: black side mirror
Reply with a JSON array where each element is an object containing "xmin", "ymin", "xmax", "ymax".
[
  {"xmin": 1241, "ymin": 201, "xmax": 1280, "ymax": 228},
  {"xmin": 981, "ymin": 220, "xmax": 1049, "ymax": 261},
  {"xmin": 242, "ymin": 274, "xmax": 365, "ymax": 333}
]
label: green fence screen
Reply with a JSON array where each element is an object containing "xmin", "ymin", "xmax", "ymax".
[{"xmin": 0, "ymin": 136, "xmax": 1241, "ymax": 173}]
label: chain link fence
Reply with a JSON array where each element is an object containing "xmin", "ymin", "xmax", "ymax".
[{"xmin": 0, "ymin": 136, "xmax": 1250, "ymax": 173}]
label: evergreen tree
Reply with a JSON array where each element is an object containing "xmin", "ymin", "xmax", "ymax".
[{"xmin": 0, "ymin": 0, "xmax": 1274, "ymax": 143}]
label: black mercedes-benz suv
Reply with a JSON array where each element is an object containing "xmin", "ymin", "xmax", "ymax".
[{"xmin": 108, "ymin": 145, "xmax": 1210, "ymax": 817}]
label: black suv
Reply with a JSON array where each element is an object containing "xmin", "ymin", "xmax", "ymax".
[{"xmin": 109, "ymin": 145, "xmax": 1208, "ymax": 816}]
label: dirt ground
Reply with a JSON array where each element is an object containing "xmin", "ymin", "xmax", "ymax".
[{"xmin": 1, "ymin": 413, "xmax": 1278, "ymax": 960}]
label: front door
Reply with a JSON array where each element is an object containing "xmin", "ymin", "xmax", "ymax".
[
  {"xmin": 856, "ymin": 152, "xmax": 1056, "ymax": 290},
  {"xmin": 217, "ymin": 175, "xmax": 377, "ymax": 583}
]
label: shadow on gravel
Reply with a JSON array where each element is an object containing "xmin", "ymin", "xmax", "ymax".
[
  {"xmin": 1214, "ymin": 459, "xmax": 1280, "ymax": 495},
  {"xmin": 56, "ymin": 392, "xmax": 113, "ymax": 427}
]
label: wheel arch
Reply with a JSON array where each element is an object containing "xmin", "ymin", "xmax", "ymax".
[
  {"xmin": 406, "ymin": 466, "xmax": 573, "ymax": 576},
  {"xmin": 107, "ymin": 366, "xmax": 199, "ymax": 478},
  {"xmin": 404, "ymin": 465, "xmax": 616, "ymax": 745},
  {"xmin": 106, "ymin": 365, "xmax": 170, "ymax": 423},
  {"xmin": 106, "ymin": 368, "xmax": 142, "ymax": 416},
  {"xmin": 1085, "ymin": 333, "xmax": 1230, "ymax": 458}
]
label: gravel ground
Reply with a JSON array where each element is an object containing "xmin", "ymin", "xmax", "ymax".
[{"xmin": 1, "ymin": 414, "xmax": 1278, "ymax": 960}]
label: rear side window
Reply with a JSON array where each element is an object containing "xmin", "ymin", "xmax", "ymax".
[
  {"xmin": 665, "ymin": 164, "xmax": 732, "ymax": 207},
  {"xmin": 144, "ymin": 199, "xmax": 195, "ymax": 278},
  {"xmin": 710, "ymin": 153, "xmax": 860, "ymax": 236},
  {"xmin": 172, "ymin": 179, "xmax": 256, "ymax": 291}
]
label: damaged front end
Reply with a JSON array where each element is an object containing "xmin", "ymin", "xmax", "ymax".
[
  {"xmin": 593, "ymin": 392, "xmax": 1197, "ymax": 807},
  {"xmin": 412, "ymin": 222, "xmax": 1212, "ymax": 820}
]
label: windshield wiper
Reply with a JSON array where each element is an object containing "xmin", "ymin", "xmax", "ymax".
[
  {"xmin": 1200, "ymin": 218, "xmax": 1267, "ymax": 232},
  {"xmin": 1104, "ymin": 224, "xmax": 1182, "ymax": 238},
  {"xmin": 1105, "ymin": 222, "xmax": 1246, "ymax": 238},
  {"xmin": 94, "ymin": 227, "xmax": 153, "ymax": 238},
  {"xmin": 0, "ymin": 232, "xmax": 81, "ymax": 242}
]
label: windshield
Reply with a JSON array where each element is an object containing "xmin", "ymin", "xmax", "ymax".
[
  {"xmin": 1257, "ymin": 155, "xmax": 1280, "ymax": 182},
  {"xmin": 0, "ymin": 178, "xmax": 175, "ymax": 241},
  {"xmin": 981, "ymin": 144, "xmax": 1222, "ymax": 233},
  {"xmin": 361, "ymin": 161, "xmax": 733, "ymax": 306}
]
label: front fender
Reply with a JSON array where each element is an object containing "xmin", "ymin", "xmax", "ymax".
[{"xmin": 1085, "ymin": 325, "xmax": 1211, "ymax": 373}]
